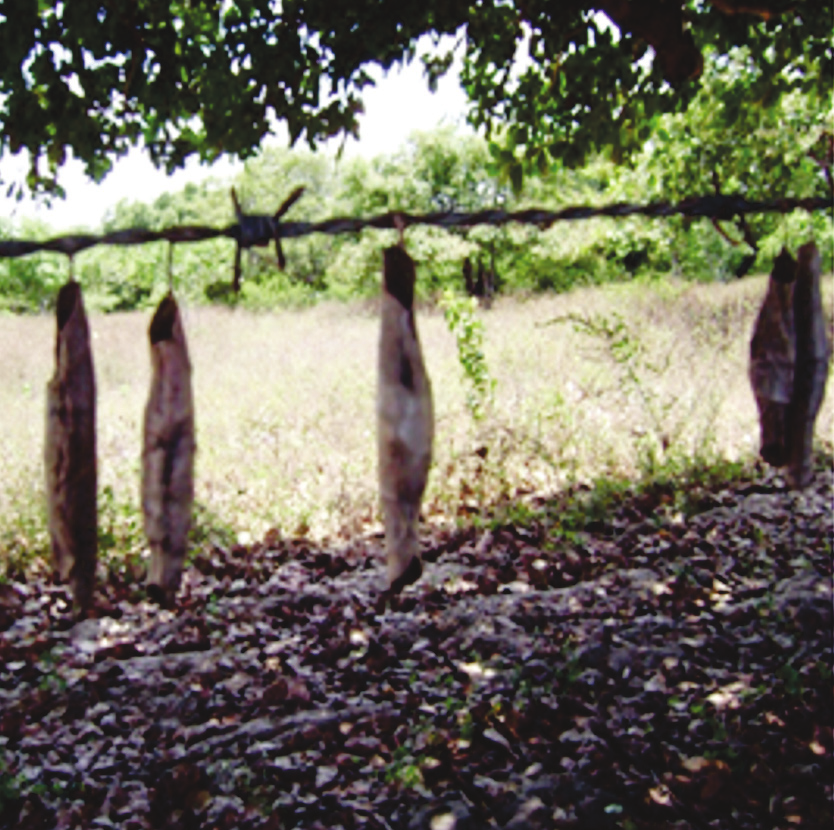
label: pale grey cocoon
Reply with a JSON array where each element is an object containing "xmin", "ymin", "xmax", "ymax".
[
  {"xmin": 748, "ymin": 247, "xmax": 796, "ymax": 467},
  {"xmin": 142, "ymin": 295, "xmax": 196, "ymax": 606},
  {"xmin": 44, "ymin": 281, "xmax": 98, "ymax": 611},
  {"xmin": 786, "ymin": 242, "xmax": 830, "ymax": 489},
  {"xmin": 377, "ymin": 247, "xmax": 434, "ymax": 591}
]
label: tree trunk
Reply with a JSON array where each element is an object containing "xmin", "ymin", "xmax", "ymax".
[
  {"xmin": 142, "ymin": 295, "xmax": 196, "ymax": 607},
  {"xmin": 44, "ymin": 281, "xmax": 98, "ymax": 612},
  {"xmin": 377, "ymin": 247, "xmax": 434, "ymax": 592}
]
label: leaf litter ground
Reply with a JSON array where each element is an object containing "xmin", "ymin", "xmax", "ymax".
[{"xmin": 0, "ymin": 460, "xmax": 831, "ymax": 830}]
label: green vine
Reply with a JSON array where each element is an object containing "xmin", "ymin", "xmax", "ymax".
[{"xmin": 440, "ymin": 290, "xmax": 495, "ymax": 422}]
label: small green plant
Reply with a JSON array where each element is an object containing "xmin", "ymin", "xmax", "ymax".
[
  {"xmin": 0, "ymin": 485, "xmax": 50, "ymax": 579},
  {"xmin": 458, "ymin": 709, "xmax": 475, "ymax": 741},
  {"xmin": 777, "ymin": 663, "xmax": 804, "ymax": 698},
  {"xmin": 29, "ymin": 780, "xmax": 66, "ymax": 797},
  {"xmin": 385, "ymin": 746, "xmax": 426, "ymax": 788},
  {"xmin": 440, "ymin": 290, "xmax": 495, "ymax": 421},
  {"xmin": 388, "ymin": 761, "xmax": 424, "ymax": 788},
  {"xmin": 37, "ymin": 648, "xmax": 68, "ymax": 693},
  {"xmin": 189, "ymin": 501, "xmax": 239, "ymax": 555},
  {"xmin": 96, "ymin": 484, "xmax": 149, "ymax": 584},
  {"xmin": 0, "ymin": 761, "xmax": 21, "ymax": 817},
  {"xmin": 98, "ymin": 485, "xmax": 144, "ymax": 558},
  {"xmin": 546, "ymin": 310, "xmax": 677, "ymax": 473}
]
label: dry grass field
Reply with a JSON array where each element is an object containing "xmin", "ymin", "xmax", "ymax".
[{"xmin": 0, "ymin": 274, "xmax": 831, "ymax": 569}]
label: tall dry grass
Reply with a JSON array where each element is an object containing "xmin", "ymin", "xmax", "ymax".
[{"xmin": 0, "ymin": 274, "xmax": 831, "ymax": 566}]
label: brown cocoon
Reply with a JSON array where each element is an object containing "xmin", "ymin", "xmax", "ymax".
[
  {"xmin": 142, "ymin": 295, "xmax": 195, "ymax": 607},
  {"xmin": 786, "ymin": 242, "xmax": 830, "ymax": 489},
  {"xmin": 45, "ymin": 281, "xmax": 98, "ymax": 611},
  {"xmin": 378, "ymin": 247, "xmax": 434, "ymax": 592},
  {"xmin": 748, "ymin": 247, "xmax": 796, "ymax": 467}
]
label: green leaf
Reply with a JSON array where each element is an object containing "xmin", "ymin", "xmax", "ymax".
[{"xmin": 1, "ymin": 0, "xmax": 829, "ymax": 197}]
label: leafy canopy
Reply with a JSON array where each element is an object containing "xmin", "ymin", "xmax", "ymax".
[{"xmin": 0, "ymin": 1, "xmax": 830, "ymax": 197}]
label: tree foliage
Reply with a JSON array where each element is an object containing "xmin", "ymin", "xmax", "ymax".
[
  {"xmin": 0, "ymin": 1, "xmax": 830, "ymax": 197},
  {"xmin": 2, "ymin": 98, "xmax": 829, "ymax": 315}
]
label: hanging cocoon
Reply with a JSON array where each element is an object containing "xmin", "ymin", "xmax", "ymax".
[
  {"xmin": 142, "ymin": 295, "xmax": 195, "ymax": 607},
  {"xmin": 45, "ymin": 281, "xmax": 98, "ymax": 611},
  {"xmin": 748, "ymin": 247, "xmax": 796, "ymax": 468},
  {"xmin": 786, "ymin": 241, "xmax": 830, "ymax": 489},
  {"xmin": 377, "ymin": 246, "xmax": 434, "ymax": 592}
]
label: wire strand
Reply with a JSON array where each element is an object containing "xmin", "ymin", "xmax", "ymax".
[{"xmin": 0, "ymin": 193, "xmax": 829, "ymax": 261}]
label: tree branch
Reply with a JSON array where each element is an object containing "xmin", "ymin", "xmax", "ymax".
[
  {"xmin": 707, "ymin": 0, "xmax": 795, "ymax": 20},
  {"xmin": 594, "ymin": 0, "xmax": 703, "ymax": 82},
  {"xmin": 594, "ymin": 0, "xmax": 795, "ymax": 83}
]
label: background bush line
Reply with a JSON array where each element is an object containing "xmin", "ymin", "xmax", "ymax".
[{"xmin": 1, "ymin": 50, "xmax": 831, "ymax": 315}]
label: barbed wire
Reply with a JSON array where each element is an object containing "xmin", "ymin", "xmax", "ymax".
[{"xmin": 0, "ymin": 192, "xmax": 829, "ymax": 261}]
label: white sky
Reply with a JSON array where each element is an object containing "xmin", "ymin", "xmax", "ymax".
[{"xmin": 2, "ymin": 54, "xmax": 471, "ymax": 233}]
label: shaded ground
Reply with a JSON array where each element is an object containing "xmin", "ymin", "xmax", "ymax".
[{"xmin": 0, "ymin": 459, "xmax": 832, "ymax": 830}]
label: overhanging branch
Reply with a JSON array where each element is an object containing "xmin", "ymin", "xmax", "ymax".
[
  {"xmin": 594, "ymin": 0, "xmax": 703, "ymax": 82},
  {"xmin": 707, "ymin": 0, "xmax": 795, "ymax": 20},
  {"xmin": 593, "ymin": 0, "xmax": 796, "ymax": 82}
]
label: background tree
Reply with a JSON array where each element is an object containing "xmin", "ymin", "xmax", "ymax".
[
  {"xmin": 1, "ymin": 99, "xmax": 830, "ymax": 316},
  {"xmin": 0, "ymin": 1, "xmax": 830, "ymax": 198}
]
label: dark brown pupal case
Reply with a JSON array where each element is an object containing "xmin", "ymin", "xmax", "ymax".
[
  {"xmin": 383, "ymin": 246, "xmax": 415, "ymax": 311},
  {"xmin": 377, "ymin": 246, "xmax": 434, "ymax": 592},
  {"xmin": 45, "ymin": 281, "xmax": 98, "ymax": 611},
  {"xmin": 749, "ymin": 241, "xmax": 830, "ymax": 488},
  {"xmin": 749, "ymin": 247, "xmax": 796, "ymax": 468},
  {"xmin": 142, "ymin": 295, "xmax": 196, "ymax": 607},
  {"xmin": 786, "ymin": 242, "xmax": 830, "ymax": 488}
]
